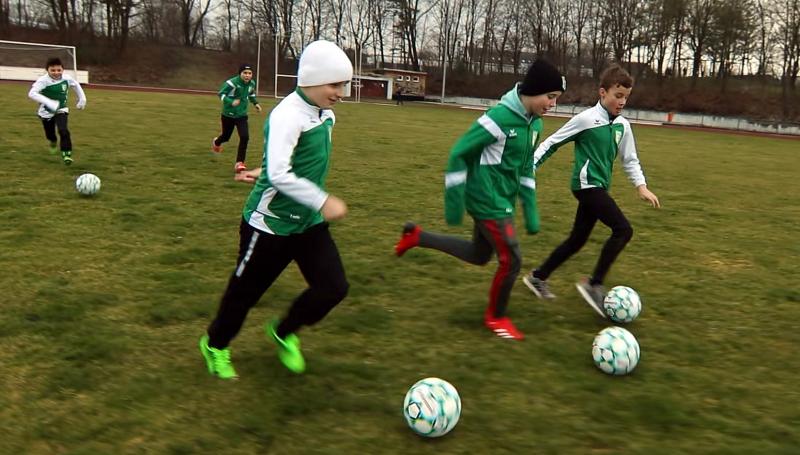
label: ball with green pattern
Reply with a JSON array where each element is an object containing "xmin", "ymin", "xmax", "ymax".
[
  {"xmin": 592, "ymin": 326, "xmax": 640, "ymax": 375},
  {"xmin": 403, "ymin": 377, "xmax": 461, "ymax": 437},
  {"xmin": 603, "ymin": 285, "xmax": 642, "ymax": 323}
]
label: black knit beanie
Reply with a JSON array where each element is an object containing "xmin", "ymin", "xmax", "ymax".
[
  {"xmin": 238, "ymin": 63, "xmax": 253, "ymax": 74},
  {"xmin": 519, "ymin": 59, "xmax": 566, "ymax": 96}
]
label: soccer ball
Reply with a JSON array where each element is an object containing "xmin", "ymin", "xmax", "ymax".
[
  {"xmin": 402, "ymin": 377, "xmax": 461, "ymax": 437},
  {"xmin": 592, "ymin": 326, "xmax": 640, "ymax": 375},
  {"xmin": 603, "ymin": 286, "xmax": 642, "ymax": 323},
  {"xmin": 75, "ymin": 173, "xmax": 101, "ymax": 196}
]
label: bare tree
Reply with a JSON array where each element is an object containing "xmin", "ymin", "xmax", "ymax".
[
  {"xmin": 462, "ymin": 0, "xmax": 480, "ymax": 69},
  {"xmin": 370, "ymin": 0, "xmax": 390, "ymax": 66},
  {"xmin": 392, "ymin": 0, "xmax": 426, "ymax": 70},
  {"xmin": 347, "ymin": 0, "xmax": 375, "ymax": 72},
  {"xmin": 0, "ymin": 0, "xmax": 10, "ymax": 33},
  {"xmin": 568, "ymin": 0, "xmax": 592, "ymax": 75},
  {"xmin": 507, "ymin": 0, "xmax": 525, "ymax": 75},
  {"xmin": 587, "ymin": 1, "xmax": 609, "ymax": 76},
  {"xmin": 176, "ymin": 0, "xmax": 214, "ymax": 47},
  {"xmin": 686, "ymin": 0, "xmax": 717, "ymax": 85},
  {"xmin": 776, "ymin": 0, "xmax": 800, "ymax": 117},
  {"xmin": 753, "ymin": 0, "xmax": 777, "ymax": 77}
]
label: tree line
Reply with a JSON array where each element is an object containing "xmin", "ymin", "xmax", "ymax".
[{"xmin": 2, "ymin": 0, "xmax": 799, "ymax": 110}]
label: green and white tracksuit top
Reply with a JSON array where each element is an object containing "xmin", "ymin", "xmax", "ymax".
[
  {"xmin": 242, "ymin": 88, "xmax": 332, "ymax": 236},
  {"xmin": 534, "ymin": 101, "xmax": 646, "ymax": 191},
  {"xmin": 218, "ymin": 75, "xmax": 258, "ymax": 118},
  {"xmin": 28, "ymin": 73, "xmax": 86, "ymax": 120},
  {"xmin": 445, "ymin": 85, "xmax": 542, "ymax": 233}
]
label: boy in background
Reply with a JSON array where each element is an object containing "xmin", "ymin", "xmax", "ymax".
[
  {"xmin": 28, "ymin": 57, "xmax": 87, "ymax": 165},
  {"xmin": 212, "ymin": 64, "xmax": 262, "ymax": 173}
]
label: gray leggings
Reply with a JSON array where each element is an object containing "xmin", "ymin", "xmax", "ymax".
[{"xmin": 419, "ymin": 218, "xmax": 521, "ymax": 318}]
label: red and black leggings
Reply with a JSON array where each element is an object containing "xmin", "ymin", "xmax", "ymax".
[{"xmin": 418, "ymin": 217, "xmax": 521, "ymax": 319}]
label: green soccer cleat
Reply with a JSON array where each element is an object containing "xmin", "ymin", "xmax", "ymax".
[
  {"xmin": 266, "ymin": 321, "xmax": 305, "ymax": 374},
  {"xmin": 61, "ymin": 150, "xmax": 73, "ymax": 165},
  {"xmin": 199, "ymin": 334, "xmax": 238, "ymax": 380},
  {"xmin": 49, "ymin": 142, "xmax": 58, "ymax": 154}
]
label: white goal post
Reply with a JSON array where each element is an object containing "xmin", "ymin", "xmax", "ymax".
[{"xmin": 0, "ymin": 40, "xmax": 87, "ymax": 83}]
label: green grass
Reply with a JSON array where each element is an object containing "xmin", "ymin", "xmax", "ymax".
[{"xmin": 1, "ymin": 82, "xmax": 799, "ymax": 454}]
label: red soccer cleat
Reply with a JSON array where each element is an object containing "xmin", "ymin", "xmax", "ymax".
[
  {"xmin": 484, "ymin": 316, "xmax": 525, "ymax": 340},
  {"xmin": 235, "ymin": 161, "xmax": 247, "ymax": 173},
  {"xmin": 394, "ymin": 222, "xmax": 421, "ymax": 257},
  {"xmin": 212, "ymin": 137, "xmax": 223, "ymax": 153}
]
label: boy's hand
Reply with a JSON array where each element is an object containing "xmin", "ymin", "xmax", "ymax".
[
  {"xmin": 255, "ymin": 104, "xmax": 262, "ymax": 113},
  {"xmin": 321, "ymin": 195, "xmax": 348, "ymax": 221},
  {"xmin": 232, "ymin": 99, "xmax": 241, "ymax": 107},
  {"xmin": 637, "ymin": 185, "xmax": 660, "ymax": 208},
  {"xmin": 76, "ymin": 100, "xmax": 86, "ymax": 110},
  {"xmin": 234, "ymin": 168, "xmax": 261, "ymax": 184}
]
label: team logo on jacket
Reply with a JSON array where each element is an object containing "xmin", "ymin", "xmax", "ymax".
[{"xmin": 507, "ymin": 129, "xmax": 517, "ymax": 138}]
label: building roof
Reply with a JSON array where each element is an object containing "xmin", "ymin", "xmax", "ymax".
[{"xmin": 374, "ymin": 68, "xmax": 428, "ymax": 76}]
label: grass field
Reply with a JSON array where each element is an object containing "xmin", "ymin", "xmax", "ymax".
[{"xmin": 1, "ymin": 82, "xmax": 799, "ymax": 454}]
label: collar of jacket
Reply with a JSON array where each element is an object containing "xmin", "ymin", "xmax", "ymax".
[{"xmin": 499, "ymin": 83, "xmax": 537, "ymax": 123}]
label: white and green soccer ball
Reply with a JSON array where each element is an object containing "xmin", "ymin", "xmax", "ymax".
[
  {"xmin": 403, "ymin": 377, "xmax": 461, "ymax": 437},
  {"xmin": 603, "ymin": 285, "xmax": 642, "ymax": 323},
  {"xmin": 75, "ymin": 173, "xmax": 101, "ymax": 196},
  {"xmin": 592, "ymin": 326, "xmax": 640, "ymax": 375}
]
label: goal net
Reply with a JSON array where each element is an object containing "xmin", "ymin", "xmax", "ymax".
[{"xmin": 0, "ymin": 40, "xmax": 85, "ymax": 83}]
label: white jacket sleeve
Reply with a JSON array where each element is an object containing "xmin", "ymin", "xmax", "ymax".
[
  {"xmin": 266, "ymin": 113, "xmax": 329, "ymax": 211},
  {"xmin": 28, "ymin": 79, "xmax": 59, "ymax": 112},
  {"xmin": 533, "ymin": 113, "xmax": 586, "ymax": 170},
  {"xmin": 67, "ymin": 75, "xmax": 87, "ymax": 107},
  {"xmin": 618, "ymin": 121, "xmax": 646, "ymax": 187}
]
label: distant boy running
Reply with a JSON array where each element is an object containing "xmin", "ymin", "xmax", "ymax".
[
  {"xmin": 28, "ymin": 57, "xmax": 87, "ymax": 165},
  {"xmin": 212, "ymin": 64, "xmax": 262, "ymax": 173},
  {"xmin": 521, "ymin": 65, "xmax": 660, "ymax": 317},
  {"xmin": 395, "ymin": 59, "xmax": 566, "ymax": 340},
  {"xmin": 200, "ymin": 40, "xmax": 352, "ymax": 378}
]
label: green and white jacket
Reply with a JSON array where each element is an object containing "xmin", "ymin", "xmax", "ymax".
[
  {"xmin": 218, "ymin": 75, "xmax": 258, "ymax": 118},
  {"xmin": 28, "ymin": 73, "xmax": 86, "ymax": 119},
  {"xmin": 534, "ymin": 101, "xmax": 646, "ymax": 191},
  {"xmin": 243, "ymin": 88, "xmax": 333, "ymax": 235},
  {"xmin": 444, "ymin": 84, "xmax": 542, "ymax": 233}
]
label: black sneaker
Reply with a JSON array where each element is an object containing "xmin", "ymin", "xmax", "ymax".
[
  {"xmin": 575, "ymin": 278, "xmax": 607, "ymax": 318},
  {"xmin": 522, "ymin": 273, "xmax": 556, "ymax": 299}
]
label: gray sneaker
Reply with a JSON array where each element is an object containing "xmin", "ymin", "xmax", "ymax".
[
  {"xmin": 575, "ymin": 279, "xmax": 607, "ymax": 318},
  {"xmin": 522, "ymin": 273, "xmax": 556, "ymax": 299}
]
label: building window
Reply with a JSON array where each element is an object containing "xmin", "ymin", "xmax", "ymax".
[
  {"xmin": 396, "ymin": 75, "xmax": 403, "ymax": 81},
  {"xmin": 412, "ymin": 76, "xmax": 420, "ymax": 82},
  {"xmin": 405, "ymin": 76, "xmax": 411, "ymax": 81}
]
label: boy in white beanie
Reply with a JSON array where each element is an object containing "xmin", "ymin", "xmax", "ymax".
[{"xmin": 199, "ymin": 40, "xmax": 353, "ymax": 378}]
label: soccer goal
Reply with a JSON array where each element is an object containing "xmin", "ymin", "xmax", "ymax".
[
  {"xmin": 0, "ymin": 40, "xmax": 87, "ymax": 83},
  {"xmin": 258, "ymin": 32, "xmax": 355, "ymax": 99}
]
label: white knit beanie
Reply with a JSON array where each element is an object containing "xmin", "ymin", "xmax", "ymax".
[{"xmin": 297, "ymin": 40, "xmax": 354, "ymax": 87}]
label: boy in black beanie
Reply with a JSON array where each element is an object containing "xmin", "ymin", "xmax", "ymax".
[
  {"xmin": 395, "ymin": 59, "xmax": 565, "ymax": 340},
  {"xmin": 212, "ymin": 64, "xmax": 262, "ymax": 173}
]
